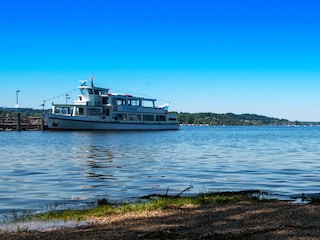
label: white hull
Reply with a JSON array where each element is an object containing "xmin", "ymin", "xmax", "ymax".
[
  {"xmin": 43, "ymin": 114, "xmax": 179, "ymax": 130},
  {"xmin": 43, "ymin": 76, "xmax": 179, "ymax": 131}
]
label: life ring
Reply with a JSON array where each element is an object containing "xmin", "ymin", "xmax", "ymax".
[{"xmin": 114, "ymin": 106, "xmax": 118, "ymax": 111}]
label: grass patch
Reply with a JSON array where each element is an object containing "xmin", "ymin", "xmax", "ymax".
[{"xmin": 27, "ymin": 190, "xmax": 267, "ymax": 222}]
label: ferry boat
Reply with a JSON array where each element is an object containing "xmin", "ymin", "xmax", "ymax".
[{"xmin": 42, "ymin": 77, "xmax": 179, "ymax": 130}]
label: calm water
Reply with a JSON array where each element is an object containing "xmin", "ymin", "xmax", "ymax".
[{"xmin": 1, "ymin": 126, "xmax": 320, "ymax": 216}]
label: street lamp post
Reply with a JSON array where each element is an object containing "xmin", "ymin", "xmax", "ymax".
[{"xmin": 16, "ymin": 90, "xmax": 20, "ymax": 108}]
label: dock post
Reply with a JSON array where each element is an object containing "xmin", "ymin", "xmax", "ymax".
[
  {"xmin": 16, "ymin": 113, "xmax": 21, "ymax": 131},
  {"xmin": 41, "ymin": 118, "xmax": 45, "ymax": 131}
]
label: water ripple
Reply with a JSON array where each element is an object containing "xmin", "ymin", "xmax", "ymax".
[{"xmin": 1, "ymin": 126, "xmax": 320, "ymax": 217}]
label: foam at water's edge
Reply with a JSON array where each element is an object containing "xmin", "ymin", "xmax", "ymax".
[{"xmin": 0, "ymin": 220, "xmax": 92, "ymax": 233}]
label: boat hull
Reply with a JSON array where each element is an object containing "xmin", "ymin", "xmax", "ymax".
[{"xmin": 43, "ymin": 114, "xmax": 179, "ymax": 130}]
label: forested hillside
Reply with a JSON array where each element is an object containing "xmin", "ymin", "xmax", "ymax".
[
  {"xmin": 177, "ymin": 112, "xmax": 301, "ymax": 126},
  {"xmin": 0, "ymin": 108, "xmax": 50, "ymax": 117},
  {"xmin": 0, "ymin": 108, "xmax": 310, "ymax": 126}
]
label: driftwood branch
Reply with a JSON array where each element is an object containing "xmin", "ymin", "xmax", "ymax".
[
  {"xmin": 175, "ymin": 185, "xmax": 193, "ymax": 197},
  {"xmin": 140, "ymin": 185, "xmax": 193, "ymax": 200}
]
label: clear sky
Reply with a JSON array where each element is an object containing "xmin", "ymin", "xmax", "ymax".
[{"xmin": 1, "ymin": 0, "xmax": 320, "ymax": 121}]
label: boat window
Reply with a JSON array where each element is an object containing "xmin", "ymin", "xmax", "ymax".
[
  {"xmin": 128, "ymin": 99, "xmax": 140, "ymax": 106},
  {"xmin": 55, "ymin": 107, "xmax": 70, "ymax": 115},
  {"xmin": 102, "ymin": 108, "xmax": 110, "ymax": 116},
  {"xmin": 143, "ymin": 115, "xmax": 154, "ymax": 121},
  {"xmin": 80, "ymin": 89, "xmax": 93, "ymax": 95},
  {"xmin": 128, "ymin": 114, "xmax": 141, "ymax": 121},
  {"xmin": 78, "ymin": 107, "xmax": 84, "ymax": 115},
  {"xmin": 156, "ymin": 115, "xmax": 167, "ymax": 122},
  {"xmin": 87, "ymin": 108, "xmax": 101, "ymax": 116},
  {"xmin": 117, "ymin": 98, "xmax": 126, "ymax": 106},
  {"xmin": 102, "ymin": 97, "xmax": 108, "ymax": 104},
  {"xmin": 142, "ymin": 100, "xmax": 155, "ymax": 108},
  {"xmin": 115, "ymin": 114, "xmax": 127, "ymax": 121}
]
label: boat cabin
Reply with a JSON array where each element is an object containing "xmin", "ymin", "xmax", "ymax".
[
  {"xmin": 45, "ymin": 77, "xmax": 179, "ymax": 130},
  {"xmin": 51, "ymin": 83, "xmax": 175, "ymax": 122}
]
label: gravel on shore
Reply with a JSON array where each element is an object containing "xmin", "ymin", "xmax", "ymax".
[{"xmin": 2, "ymin": 201, "xmax": 320, "ymax": 240}]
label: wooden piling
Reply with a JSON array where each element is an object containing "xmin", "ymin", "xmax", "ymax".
[
  {"xmin": 16, "ymin": 113, "xmax": 21, "ymax": 131},
  {"xmin": 41, "ymin": 117, "xmax": 45, "ymax": 131},
  {"xmin": 0, "ymin": 115, "xmax": 44, "ymax": 131}
]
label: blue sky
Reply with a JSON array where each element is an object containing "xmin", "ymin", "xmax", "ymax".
[{"xmin": 1, "ymin": 0, "xmax": 320, "ymax": 121}]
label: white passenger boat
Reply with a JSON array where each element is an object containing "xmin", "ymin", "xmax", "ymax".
[{"xmin": 42, "ymin": 77, "xmax": 179, "ymax": 130}]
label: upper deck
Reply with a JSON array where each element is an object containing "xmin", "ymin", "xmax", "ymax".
[{"xmin": 72, "ymin": 79, "xmax": 159, "ymax": 109}]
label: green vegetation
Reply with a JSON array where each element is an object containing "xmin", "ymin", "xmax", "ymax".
[
  {"xmin": 0, "ymin": 108, "xmax": 50, "ymax": 117},
  {"xmin": 177, "ymin": 112, "xmax": 303, "ymax": 126},
  {"xmin": 1, "ymin": 108, "xmax": 317, "ymax": 126},
  {"xmin": 17, "ymin": 191, "xmax": 267, "ymax": 222}
]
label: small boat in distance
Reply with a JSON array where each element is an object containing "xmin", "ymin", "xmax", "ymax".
[{"xmin": 42, "ymin": 77, "xmax": 179, "ymax": 130}]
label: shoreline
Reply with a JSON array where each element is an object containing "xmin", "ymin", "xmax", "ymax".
[
  {"xmin": 2, "ymin": 191, "xmax": 320, "ymax": 239},
  {"xmin": 2, "ymin": 200, "xmax": 320, "ymax": 239}
]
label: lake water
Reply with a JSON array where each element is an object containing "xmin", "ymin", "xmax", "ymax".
[{"xmin": 1, "ymin": 126, "xmax": 320, "ymax": 218}]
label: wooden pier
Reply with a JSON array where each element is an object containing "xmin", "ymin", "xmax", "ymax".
[{"xmin": 0, "ymin": 114, "xmax": 46, "ymax": 131}]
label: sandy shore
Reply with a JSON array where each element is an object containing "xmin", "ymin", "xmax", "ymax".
[{"xmin": 2, "ymin": 200, "xmax": 320, "ymax": 239}]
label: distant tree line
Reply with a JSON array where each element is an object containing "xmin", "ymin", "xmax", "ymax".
[
  {"xmin": 0, "ymin": 108, "xmax": 313, "ymax": 126},
  {"xmin": 0, "ymin": 108, "xmax": 50, "ymax": 117},
  {"xmin": 177, "ymin": 112, "xmax": 302, "ymax": 126}
]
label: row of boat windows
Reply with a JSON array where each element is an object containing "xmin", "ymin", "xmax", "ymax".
[
  {"xmin": 114, "ymin": 98, "xmax": 155, "ymax": 108},
  {"xmin": 77, "ymin": 96, "xmax": 155, "ymax": 108},
  {"xmin": 80, "ymin": 89, "xmax": 108, "ymax": 95},
  {"xmin": 82, "ymin": 95, "xmax": 155, "ymax": 107},
  {"xmin": 54, "ymin": 107, "xmax": 108, "ymax": 116},
  {"xmin": 114, "ymin": 114, "xmax": 167, "ymax": 122},
  {"xmin": 54, "ymin": 107, "xmax": 105, "ymax": 116},
  {"xmin": 54, "ymin": 107, "xmax": 167, "ymax": 122}
]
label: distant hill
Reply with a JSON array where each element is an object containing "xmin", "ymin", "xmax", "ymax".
[
  {"xmin": 0, "ymin": 107, "xmax": 50, "ymax": 117},
  {"xmin": 177, "ymin": 112, "xmax": 309, "ymax": 126},
  {"xmin": 0, "ymin": 108, "xmax": 317, "ymax": 126}
]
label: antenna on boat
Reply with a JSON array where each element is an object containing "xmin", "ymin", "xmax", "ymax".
[
  {"xmin": 90, "ymin": 74, "xmax": 94, "ymax": 87},
  {"xmin": 79, "ymin": 80, "xmax": 87, "ymax": 86}
]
